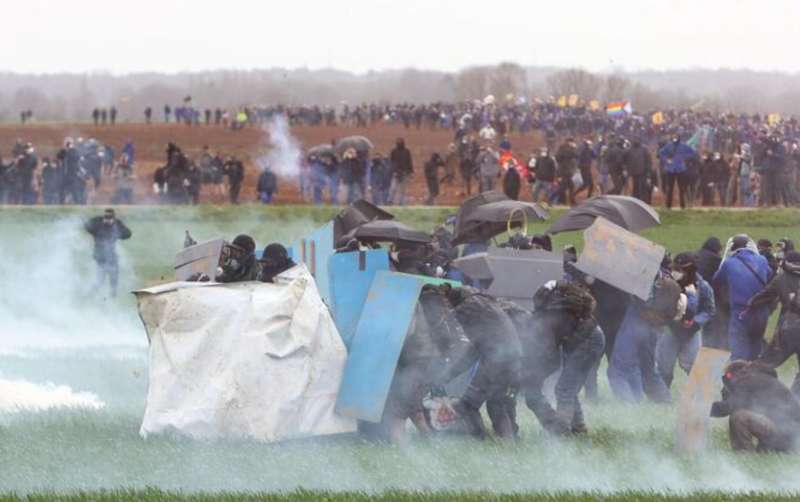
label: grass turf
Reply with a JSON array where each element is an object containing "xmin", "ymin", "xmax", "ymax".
[{"xmin": 0, "ymin": 205, "xmax": 799, "ymax": 497}]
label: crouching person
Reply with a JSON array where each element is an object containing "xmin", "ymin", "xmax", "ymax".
[
  {"xmin": 516, "ymin": 281, "xmax": 604, "ymax": 435},
  {"xmin": 711, "ymin": 360, "xmax": 800, "ymax": 452},
  {"xmin": 369, "ymin": 284, "xmax": 472, "ymax": 443},
  {"xmin": 439, "ymin": 284, "xmax": 522, "ymax": 440}
]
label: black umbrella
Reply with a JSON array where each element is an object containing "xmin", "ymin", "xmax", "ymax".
[
  {"xmin": 547, "ymin": 195, "xmax": 660, "ymax": 234},
  {"xmin": 452, "ymin": 191, "xmax": 548, "ymax": 245},
  {"xmin": 341, "ymin": 220, "xmax": 431, "ymax": 246},
  {"xmin": 307, "ymin": 144, "xmax": 336, "ymax": 159},
  {"xmin": 333, "ymin": 199, "xmax": 394, "ymax": 245},
  {"xmin": 335, "ymin": 135, "xmax": 374, "ymax": 154}
]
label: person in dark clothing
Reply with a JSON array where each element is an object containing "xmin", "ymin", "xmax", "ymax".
[
  {"xmin": 751, "ymin": 251, "xmax": 800, "ymax": 396},
  {"xmin": 424, "ymin": 153, "xmax": 445, "ymax": 205},
  {"xmin": 258, "ymin": 243, "xmax": 296, "ymax": 283},
  {"xmin": 144, "ymin": 107, "xmax": 152, "ymax": 124},
  {"xmin": 40, "ymin": 157, "xmax": 61, "ymax": 205},
  {"xmin": 257, "ymin": 166, "xmax": 278, "ymax": 204},
  {"xmin": 584, "ymin": 278, "xmax": 629, "ymax": 401},
  {"xmin": 502, "ymin": 162, "xmax": 522, "ymax": 200},
  {"xmin": 711, "ymin": 360, "xmax": 800, "ymax": 452},
  {"xmin": 757, "ymin": 239, "xmax": 778, "ymax": 273},
  {"xmin": 554, "ymin": 139, "xmax": 578, "ymax": 205},
  {"xmin": 699, "ymin": 237, "xmax": 728, "ymax": 350},
  {"xmin": 624, "ymin": 139, "xmax": 652, "ymax": 201},
  {"xmin": 17, "ymin": 145, "xmax": 38, "ymax": 204},
  {"xmin": 658, "ymin": 135, "xmax": 697, "ymax": 209},
  {"xmin": 92, "ymin": 108, "xmax": 100, "ymax": 126},
  {"xmin": 164, "ymin": 105, "xmax": 171, "ymax": 123},
  {"xmin": 573, "ymin": 140, "xmax": 595, "ymax": 199},
  {"xmin": 215, "ymin": 234, "xmax": 259, "ymax": 283},
  {"xmin": 531, "ymin": 148, "xmax": 556, "ymax": 203},
  {"xmin": 438, "ymin": 285, "xmax": 522, "ymax": 440},
  {"xmin": 370, "ymin": 154, "xmax": 392, "ymax": 205},
  {"xmin": 223, "ymin": 156, "xmax": 245, "ymax": 204},
  {"xmin": 186, "ymin": 162, "xmax": 202, "ymax": 204},
  {"xmin": 605, "ymin": 140, "xmax": 627, "ymax": 195},
  {"xmin": 389, "ymin": 138, "xmax": 413, "ymax": 205},
  {"xmin": 59, "ymin": 139, "xmax": 86, "ymax": 204},
  {"xmin": 84, "ymin": 209, "xmax": 132, "ymax": 298},
  {"xmin": 109, "ymin": 107, "xmax": 117, "ymax": 125},
  {"xmin": 513, "ymin": 281, "xmax": 604, "ymax": 435},
  {"xmin": 699, "ymin": 153, "xmax": 716, "ymax": 206}
]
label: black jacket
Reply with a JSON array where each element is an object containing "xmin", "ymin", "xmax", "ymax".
[
  {"xmin": 390, "ymin": 145, "xmax": 414, "ymax": 181},
  {"xmin": 84, "ymin": 217, "xmax": 132, "ymax": 263},
  {"xmin": 711, "ymin": 362, "xmax": 800, "ymax": 434},
  {"xmin": 624, "ymin": 145, "xmax": 651, "ymax": 177}
]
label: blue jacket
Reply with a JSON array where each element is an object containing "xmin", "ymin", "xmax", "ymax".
[
  {"xmin": 658, "ymin": 141, "xmax": 696, "ymax": 174},
  {"xmin": 684, "ymin": 276, "xmax": 715, "ymax": 329},
  {"xmin": 712, "ymin": 249, "xmax": 770, "ymax": 311}
]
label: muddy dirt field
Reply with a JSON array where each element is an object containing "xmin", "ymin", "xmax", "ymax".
[{"xmin": 0, "ymin": 122, "xmax": 546, "ymax": 205}]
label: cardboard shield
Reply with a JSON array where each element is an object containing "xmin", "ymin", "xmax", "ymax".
[
  {"xmin": 452, "ymin": 247, "xmax": 563, "ymax": 309},
  {"xmin": 675, "ymin": 347, "xmax": 731, "ymax": 453},
  {"xmin": 575, "ymin": 217, "xmax": 665, "ymax": 301},
  {"xmin": 174, "ymin": 239, "xmax": 225, "ymax": 281}
]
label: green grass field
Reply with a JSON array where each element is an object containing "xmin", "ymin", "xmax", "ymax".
[{"xmin": 0, "ymin": 205, "xmax": 799, "ymax": 499}]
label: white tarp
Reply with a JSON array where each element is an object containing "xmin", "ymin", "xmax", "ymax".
[{"xmin": 135, "ymin": 265, "xmax": 357, "ymax": 442}]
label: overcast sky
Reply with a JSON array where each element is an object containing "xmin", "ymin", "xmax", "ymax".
[{"xmin": 5, "ymin": 0, "xmax": 800, "ymax": 75}]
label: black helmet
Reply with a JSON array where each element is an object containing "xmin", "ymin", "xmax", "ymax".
[{"xmin": 232, "ymin": 234, "xmax": 256, "ymax": 254}]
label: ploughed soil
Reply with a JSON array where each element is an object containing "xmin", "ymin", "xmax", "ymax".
[{"xmin": 0, "ymin": 122, "xmax": 546, "ymax": 205}]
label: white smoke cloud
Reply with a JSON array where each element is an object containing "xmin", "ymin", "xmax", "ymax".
[
  {"xmin": 260, "ymin": 114, "xmax": 303, "ymax": 178},
  {"xmin": 0, "ymin": 379, "xmax": 105, "ymax": 412}
]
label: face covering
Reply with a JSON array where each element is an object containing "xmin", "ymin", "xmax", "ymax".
[{"xmin": 671, "ymin": 270, "xmax": 685, "ymax": 282}]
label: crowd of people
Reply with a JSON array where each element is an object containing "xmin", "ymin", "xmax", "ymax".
[{"xmin": 120, "ymin": 202, "xmax": 796, "ymax": 451}]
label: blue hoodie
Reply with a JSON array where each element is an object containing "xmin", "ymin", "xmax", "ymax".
[
  {"xmin": 712, "ymin": 249, "xmax": 771, "ymax": 311},
  {"xmin": 658, "ymin": 141, "xmax": 697, "ymax": 174}
]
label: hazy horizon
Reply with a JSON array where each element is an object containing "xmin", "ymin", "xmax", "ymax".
[{"xmin": 6, "ymin": 0, "xmax": 800, "ymax": 75}]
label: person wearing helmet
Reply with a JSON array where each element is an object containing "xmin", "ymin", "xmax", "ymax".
[
  {"xmin": 656, "ymin": 252, "xmax": 716, "ymax": 388},
  {"xmin": 215, "ymin": 234, "xmax": 259, "ymax": 283},
  {"xmin": 258, "ymin": 243, "xmax": 296, "ymax": 283},
  {"xmin": 711, "ymin": 360, "xmax": 800, "ymax": 452}
]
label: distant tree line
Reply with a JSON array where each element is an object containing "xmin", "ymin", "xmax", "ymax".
[{"xmin": 2, "ymin": 65, "xmax": 800, "ymax": 122}]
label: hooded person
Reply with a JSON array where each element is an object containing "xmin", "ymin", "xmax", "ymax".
[
  {"xmin": 258, "ymin": 243, "xmax": 296, "ymax": 283},
  {"xmin": 84, "ymin": 208, "xmax": 132, "ymax": 297},
  {"xmin": 656, "ymin": 252, "xmax": 716, "ymax": 388},
  {"xmin": 713, "ymin": 234, "xmax": 772, "ymax": 360},
  {"xmin": 750, "ymin": 251, "xmax": 800, "ymax": 396},
  {"xmin": 436, "ymin": 284, "xmax": 522, "ymax": 439},
  {"xmin": 508, "ymin": 280, "xmax": 604, "ymax": 435},
  {"xmin": 214, "ymin": 234, "xmax": 259, "ymax": 283},
  {"xmin": 711, "ymin": 360, "xmax": 800, "ymax": 452}
]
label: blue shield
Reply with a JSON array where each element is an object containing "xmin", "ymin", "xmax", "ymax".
[
  {"xmin": 288, "ymin": 221, "xmax": 335, "ymax": 303},
  {"xmin": 335, "ymin": 271, "xmax": 461, "ymax": 422},
  {"xmin": 327, "ymin": 250, "xmax": 391, "ymax": 348}
]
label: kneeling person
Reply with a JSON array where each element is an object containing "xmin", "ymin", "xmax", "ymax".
[{"xmin": 711, "ymin": 360, "xmax": 800, "ymax": 452}]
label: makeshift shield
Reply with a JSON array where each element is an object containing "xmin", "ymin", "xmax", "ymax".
[
  {"xmin": 174, "ymin": 239, "xmax": 225, "ymax": 281},
  {"xmin": 676, "ymin": 347, "xmax": 731, "ymax": 453},
  {"xmin": 327, "ymin": 249, "xmax": 392, "ymax": 348},
  {"xmin": 575, "ymin": 217, "xmax": 665, "ymax": 301},
  {"xmin": 289, "ymin": 221, "xmax": 335, "ymax": 303},
  {"xmin": 335, "ymin": 271, "xmax": 459, "ymax": 422},
  {"xmin": 452, "ymin": 247, "xmax": 563, "ymax": 309}
]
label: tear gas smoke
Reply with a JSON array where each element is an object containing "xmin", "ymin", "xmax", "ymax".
[
  {"xmin": 260, "ymin": 114, "xmax": 303, "ymax": 177},
  {"xmin": 2, "ymin": 209, "xmax": 799, "ymax": 494}
]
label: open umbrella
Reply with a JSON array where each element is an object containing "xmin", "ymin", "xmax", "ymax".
[
  {"xmin": 452, "ymin": 191, "xmax": 548, "ymax": 245},
  {"xmin": 547, "ymin": 195, "xmax": 660, "ymax": 235},
  {"xmin": 307, "ymin": 144, "xmax": 336, "ymax": 159},
  {"xmin": 341, "ymin": 219, "xmax": 430, "ymax": 246},
  {"xmin": 335, "ymin": 135, "xmax": 374, "ymax": 154},
  {"xmin": 333, "ymin": 199, "xmax": 394, "ymax": 245}
]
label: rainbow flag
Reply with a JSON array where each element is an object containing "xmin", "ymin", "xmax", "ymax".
[{"xmin": 606, "ymin": 101, "xmax": 631, "ymax": 117}]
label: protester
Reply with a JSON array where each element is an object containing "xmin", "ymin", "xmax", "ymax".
[
  {"xmin": 84, "ymin": 209, "xmax": 132, "ymax": 298},
  {"xmin": 712, "ymin": 235, "xmax": 772, "ymax": 360}
]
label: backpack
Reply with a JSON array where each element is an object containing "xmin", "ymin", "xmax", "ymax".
[{"xmin": 640, "ymin": 275, "xmax": 682, "ymax": 326}]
